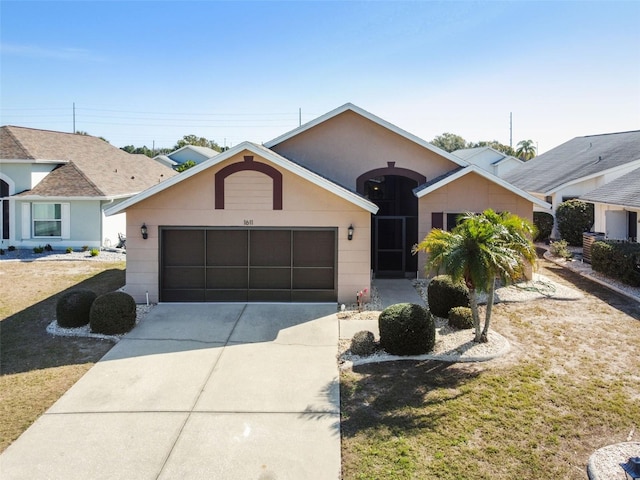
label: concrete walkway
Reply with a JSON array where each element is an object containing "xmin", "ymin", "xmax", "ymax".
[{"xmin": 0, "ymin": 303, "xmax": 340, "ymax": 480}]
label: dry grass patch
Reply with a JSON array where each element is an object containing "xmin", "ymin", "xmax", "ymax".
[
  {"xmin": 0, "ymin": 260, "xmax": 125, "ymax": 452},
  {"xmin": 341, "ymin": 259, "xmax": 640, "ymax": 479}
]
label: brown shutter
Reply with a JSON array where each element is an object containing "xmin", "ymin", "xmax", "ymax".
[{"xmin": 431, "ymin": 212, "xmax": 443, "ymax": 230}]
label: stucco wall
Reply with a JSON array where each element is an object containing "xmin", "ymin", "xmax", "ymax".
[
  {"xmin": 271, "ymin": 110, "xmax": 457, "ymax": 190},
  {"xmin": 416, "ymin": 171, "xmax": 534, "ymax": 277},
  {"xmin": 123, "ymin": 151, "xmax": 372, "ymax": 304}
]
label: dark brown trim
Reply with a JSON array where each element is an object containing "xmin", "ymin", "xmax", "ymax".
[
  {"xmin": 215, "ymin": 156, "xmax": 283, "ymax": 210},
  {"xmin": 356, "ymin": 167, "xmax": 426, "ymax": 194}
]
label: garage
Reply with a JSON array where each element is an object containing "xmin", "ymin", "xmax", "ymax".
[{"xmin": 160, "ymin": 227, "xmax": 337, "ymax": 302}]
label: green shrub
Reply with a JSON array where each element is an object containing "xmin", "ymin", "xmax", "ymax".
[
  {"xmin": 427, "ymin": 275, "xmax": 470, "ymax": 318},
  {"xmin": 44, "ymin": 244, "xmax": 53, "ymax": 252},
  {"xmin": 66, "ymin": 247, "xmax": 74, "ymax": 253},
  {"xmin": 81, "ymin": 245, "xmax": 89, "ymax": 252},
  {"xmin": 350, "ymin": 330, "xmax": 376, "ymax": 356},
  {"xmin": 90, "ymin": 291, "xmax": 137, "ymax": 335},
  {"xmin": 90, "ymin": 248, "xmax": 100, "ymax": 257},
  {"xmin": 550, "ymin": 239, "xmax": 573, "ymax": 260},
  {"xmin": 591, "ymin": 241, "xmax": 640, "ymax": 287},
  {"xmin": 378, "ymin": 303, "xmax": 435, "ymax": 356},
  {"xmin": 56, "ymin": 289, "xmax": 97, "ymax": 328},
  {"xmin": 0, "ymin": 248, "xmax": 4, "ymax": 255},
  {"xmin": 556, "ymin": 200, "xmax": 594, "ymax": 246},
  {"xmin": 8, "ymin": 245, "xmax": 15, "ymax": 251},
  {"xmin": 33, "ymin": 246, "xmax": 44, "ymax": 254},
  {"xmin": 533, "ymin": 211, "xmax": 554, "ymax": 242},
  {"xmin": 448, "ymin": 306, "xmax": 474, "ymax": 330}
]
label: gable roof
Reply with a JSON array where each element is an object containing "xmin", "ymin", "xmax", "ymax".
[
  {"xmin": 580, "ymin": 166, "xmax": 640, "ymax": 209},
  {"xmin": 105, "ymin": 141, "xmax": 379, "ymax": 216},
  {"xmin": 414, "ymin": 164, "xmax": 551, "ymax": 209},
  {"xmin": 167, "ymin": 144, "xmax": 219, "ymax": 161},
  {"xmin": 503, "ymin": 130, "xmax": 640, "ymax": 195},
  {"xmin": 1, "ymin": 126, "xmax": 177, "ymax": 198},
  {"xmin": 264, "ymin": 103, "xmax": 468, "ymax": 168}
]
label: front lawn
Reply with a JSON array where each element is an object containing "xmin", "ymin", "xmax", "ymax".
[
  {"xmin": 0, "ymin": 260, "xmax": 125, "ymax": 453},
  {"xmin": 341, "ymin": 259, "xmax": 640, "ymax": 479}
]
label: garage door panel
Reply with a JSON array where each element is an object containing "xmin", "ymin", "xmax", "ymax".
[
  {"xmin": 162, "ymin": 289, "xmax": 205, "ymax": 302},
  {"xmin": 249, "ymin": 267, "xmax": 291, "ymax": 289},
  {"xmin": 207, "ymin": 230, "xmax": 248, "ymax": 266},
  {"xmin": 293, "ymin": 268, "xmax": 334, "ymax": 289},
  {"xmin": 163, "ymin": 267, "xmax": 205, "ymax": 289},
  {"xmin": 293, "ymin": 230, "xmax": 335, "ymax": 267},
  {"xmin": 163, "ymin": 230, "xmax": 204, "ymax": 266},
  {"xmin": 250, "ymin": 230, "xmax": 291, "ymax": 266},
  {"xmin": 291, "ymin": 290, "xmax": 335, "ymax": 302},
  {"xmin": 248, "ymin": 290, "xmax": 291, "ymax": 302},
  {"xmin": 206, "ymin": 267, "xmax": 248, "ymax": 289},
  {"xmin": 205, "ymin": 290, "xmax": 248, "ymax": 302}
]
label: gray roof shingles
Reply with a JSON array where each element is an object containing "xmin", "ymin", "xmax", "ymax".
[
  {"xmin": 580, "ymin": 167, "xmax": 640, "ymax": 208},
  {"xmin": 1, "ymin": 126, "xmax": 177, "ymax": 197},
  {"xmin": 503, "ymin": 130, "xmax": 640, "ymax": 194}
]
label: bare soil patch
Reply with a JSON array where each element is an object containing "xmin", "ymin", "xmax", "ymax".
[{"xmin": 0, "ymin": 260, "xmax": 125, "ymax": 452}]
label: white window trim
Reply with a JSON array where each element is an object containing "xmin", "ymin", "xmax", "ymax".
[{"xmin": 31, "ymin": 202, "xmax": 70, "ymax": 239}]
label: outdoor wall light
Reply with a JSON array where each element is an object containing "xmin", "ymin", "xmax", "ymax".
[
  {"xmin": 347, "ymin": 224, "xmax": 354, "ymax": 241},
  {"xmin": 141, "ymin": 223, "xmax": 148, "ymax": 240}
]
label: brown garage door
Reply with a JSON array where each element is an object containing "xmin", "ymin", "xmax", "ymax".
[{"xmin": 160, "ymin": 228, "xmax": 337, "ymax": 302}]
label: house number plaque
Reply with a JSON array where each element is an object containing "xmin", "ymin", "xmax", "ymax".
[{"xmin": 244, "ymin": 219, "xmax": 254, "ymax": 226}]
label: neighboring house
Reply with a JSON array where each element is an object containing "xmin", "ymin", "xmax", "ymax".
[
  {"xmin": 153, "ymin": 145, "xmax": 219, "ymax": 168},
  {"xmin": 580, "ymin": 166, "xmax": 640, "ymax": 241},
  {"xmin": 452, "ymin": 146, "xmax": 524, "ymax": 177},
  {"xmin": 0, "ymin": 126, "xmax": 177, "ymax": 250},
  {"xmin": 106, "ymin": 103, "xmax": 548, "ymax": 305},
  {"xmin": 503, "ymin": 130, "xmax": 640, "ymax": 237}
]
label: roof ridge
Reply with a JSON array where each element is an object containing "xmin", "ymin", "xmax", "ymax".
[{"xmin": 581, "ymin": 130, "xmax": 640, "ymax": 138}]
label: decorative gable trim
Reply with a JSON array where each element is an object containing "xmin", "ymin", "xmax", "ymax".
[{"xmin": 215, "ymin": 155, "xmax": 283, "ymax": 210}]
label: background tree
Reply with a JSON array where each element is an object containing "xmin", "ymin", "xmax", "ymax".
[
  {"xmin": 175, "ymin": 160, "xmax": 197, "ymax": 172},
  {"xmin": 431, "ymin": 132, "xmax": 468, "ymax": 152},
  {"xmin": 556, "ymin": 199, "xmax": 594, "ymax": 245},
  {"xmin": 468, "ymin": 140, "xmax": 516, "ymax": 157},
  {"xmin": 515, "ymin": 139, "xmax": 536, "ymax": 160},
  {"xmin": 413, "ymin": 209, "xmax": 537, "ymax": 342},
  {"xmin": 173, "ymin": 134, "xmax": 222, "ymax": 152}
]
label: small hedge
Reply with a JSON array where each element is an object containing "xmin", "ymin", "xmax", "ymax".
[
  {"xmin": 378, "ymin": 303, "xmax": 435, "ymax": 356},
  {"xmin": 448, "ymin": 306, "xmax": 474, "ymax": 330},
  {"xmin": 428, "ymin": 275, "xmax": 470, "ymax": 318},
  {"xmin": 591, "ymin": 241, "xmax": 640, "ymax": 287},
  {"xmin": 90, "ymin": 291, "xmax": 137, "ymax": 335},
  {"xmin": 533, "ymin": 211, "xmax": 554, "ymax": 242},
  {"xmin": 56, "ymin": 289, "xmax": 97, "ymax": 328},
  {"xmin": 350, "ymin": 330, "xmax": 376, "ymax": 356},
  {"xmin": 556, "ymin": 200, "xmax": 594, "ymax": 246}
]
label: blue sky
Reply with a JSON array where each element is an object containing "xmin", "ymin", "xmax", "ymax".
[{"xmin": 1, "ymin": 1, "xmax": 639, "ymax": 153}]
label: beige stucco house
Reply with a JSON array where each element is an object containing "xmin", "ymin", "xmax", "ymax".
[{"xmin": 107, "ymin": 104, "xmax": 549, "ymax": 304}]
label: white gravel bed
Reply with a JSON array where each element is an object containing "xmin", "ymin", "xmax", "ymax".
[
  {"xmin": 0, "ymin": 248, "xmax": 126, "ymax": 262},
  {"xmin": 587, "ymin": 442, "xmax": 640, "ymax": 480},
  {"xmin": 46, "ymin": 304, "xmax": 155, "ymax": 341}
]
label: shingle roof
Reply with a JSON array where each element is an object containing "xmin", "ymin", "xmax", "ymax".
[
  {"xmin": 1, "ymin": 126, "xmax": 177, "ymax": 197},
  {"xmin": 503, "ymin": 130, "xmax": 640, "ymax": 194},
  {"xmin": 580, "ymin": 167, "xmax": 640, "ymax": 208}
]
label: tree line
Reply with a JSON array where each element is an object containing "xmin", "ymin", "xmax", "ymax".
[
  {"xmin": 120, "ymin": 135, "xmax": 225, "ymax": 158},
  {"xmin": 430, "ymin": 132, "xmax": 537, "ymax": 161}
]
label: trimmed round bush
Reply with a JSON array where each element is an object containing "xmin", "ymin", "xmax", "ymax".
[
  {"xmin": 448, "ymin": 306, "xmax": 474, "ymax": 330},
  {"xmin": 378, "ymin": 303, "xmax": 435, "ymax": 356},
  {"xmin": 556, "ymin": 199, "xmax": 594, "ymax": 246},
  {"xmin": 350, "ymin": 330, "xmax": 376, "ymax": 356},
  {"xmin": 427, "ymin": 275, "xmax": 470, "ymax": 318},
  {"xmin": 533, "ymin": 211, "xmax": 554, "ymax": 242},
  {"xmin": 56, "ymin": 289, "xmax": 97, "ymax": 328},
  {"xmin": 89, "ymin": 291, "xmax": 137, "ymax": 335}
]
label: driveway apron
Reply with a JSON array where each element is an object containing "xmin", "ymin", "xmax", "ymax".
[{"xmin": 0, "ymin": 303, "xmax": 341, "ymax": 480}]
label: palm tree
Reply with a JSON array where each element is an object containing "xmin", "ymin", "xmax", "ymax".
[
  {"xmin": 515, "ymin": 139, "xmax": 536, "ymax": 161},
  {"xmin": 413, "ymin": 210, "xmax": 537, "ymax": 343}
]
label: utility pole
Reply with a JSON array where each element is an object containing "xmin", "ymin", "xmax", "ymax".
[
  {"xmin": 73, "ymin": 103, "xmax": 76, "ymax": 133},
  {"xmin": 299, "ymin": 108, "xmax": 302, "ymax": 127},
  {"xmin": 509, "ymin": 112, "xmax": 512, "ymax": 148}
]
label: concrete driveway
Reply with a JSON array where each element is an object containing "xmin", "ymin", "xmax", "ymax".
[{"xmin": 0, "ymin": 303, "xmax": 340, "ymax": 480}]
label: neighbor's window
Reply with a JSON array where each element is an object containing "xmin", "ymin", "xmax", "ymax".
[{"xmin": 33, "ymin": 203, "xmax": 62, "ymax": 237}]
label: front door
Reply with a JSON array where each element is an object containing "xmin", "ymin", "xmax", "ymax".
[{"xmin": 363, "ymin": 175, "xmax": 419, "ymax": 278}]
